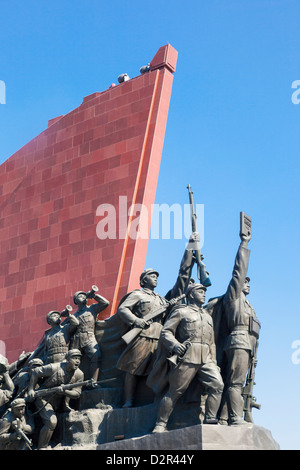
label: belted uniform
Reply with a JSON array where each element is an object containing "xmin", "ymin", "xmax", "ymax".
[
  {"xmin": 70, "ymin": 297, "xmax": 109, "ymax": 363},
  {"xmin": 44, "ymin": 316, "xmax": 79, "ymax": 364},
  {"xmin": 29, "ymin": 360, "xmax": 84, "ymax": 449},
  {"xmin": 221, "ymin": 243, "xmax": 261, "ymax": 423},
  {"xmin": 116, "ymin": 247, "xmax": 195, "ymax": 377},
  {"xmin": 154, "ymin": 304, "xmax": 224, "ymax": 427},
  {"xmin": 116, "ymin": 289, "xmax": 168, "ymax": 375}
]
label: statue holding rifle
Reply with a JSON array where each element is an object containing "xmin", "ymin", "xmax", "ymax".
[
  {"xmin": 27, "ymin": 349, "xmax": 85, "ymax": 449},
  {"xmin": 216, "ymin": 213, "xmax": 261, "ymax": 425},
  {"xmin": 147, "ymin": 186, "xmax": 213, "ymax": 401},
  {"xmin": 152, "ymin": 282, "xmax": 224, "ymax": 433},
  {"xmin": 0, "ymin": 398, "xmax": 34, "ymax": 450},
  {"xmin": 116, "ymin": 233, "xmax": 199, "ymax": 408},
  {"xmin": 186, "ymin": 184, "xmax": 211, "ymax": 288}
]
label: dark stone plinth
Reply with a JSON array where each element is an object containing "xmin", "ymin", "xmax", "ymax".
[
  {"xmin": 58, "ymin": 400, "xmax": 202, "ymax": 447},
  {"xmin": 55, "ymin": 422, "xmax": 280, "ymax": 451},
  {"xmin": 54, "ymin": 391, "xmax": 279, "ymax": 450},
  {"xmin": 94, "ymin": 423, "xmax": 280, "ymax": 451}
]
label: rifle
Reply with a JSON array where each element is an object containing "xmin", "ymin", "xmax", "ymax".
[
  {"xmin": 31, "ymin": 377, "xmax": 116, "ymax": 399},
  {"xmin": 12, "ymin": 418, "xmax": 33, "ymax": 450},
  {"xmin": 121, "ymin": 294, "xmax": 186, "ymax": 345},
  {"xmin": 242, "ymin": 341, "xmax": 261, "ymax": 423},
  {"xmin": 187, "ymin": 185, "xmax": 211, "ymax": 287}
]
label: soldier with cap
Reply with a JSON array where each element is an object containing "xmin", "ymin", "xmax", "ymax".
[
  {"xmin": 217, "ymin": 231, "xmax": 261, "ymax": 425},
  {"xmin": 70, "ymin": 288, "xmax": 109, "ymax": 381},
  {"xmin": 13, "ymin": 358, "xmax": 44, "ymax": 399},
  {"xmin": 152, "ymin": 282, "xmax": 224, "ymax": 433},
  {"xmin": 41, "ymin": 308, "xmax": 80, "ymax": 364},
  {"xmin": 0, "ymin": 398, "xmax": 34, "ymax": 450},
  {"xmin": 116, "ymin": 233, "xmax": 199, "ymax": 408},
  {"xmin": 27, "ymin": 349, "xmax": 84, "ymax": 449}
]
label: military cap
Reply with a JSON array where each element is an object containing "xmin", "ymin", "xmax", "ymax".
[
  {"xmin": 73, "ymin": 291, "xmax": 87, "ymax": 305},
  {"xmin": 46, "ymin": 310, "xmax": 61, "ymax": 325},
  {"xmin": 11, "ymin": 398, "xmax": 26, "ymax": 409},
  {"xmin": 28, "ymin": 358, "xmax": 44, "ymax": 368},
  {"xmin": 65, "ymin": 349, "xmax": 82, "ymax": 360},
  {"xmin": 186, "ymin": 282, "xmax": 207, "ymax": 297},
  {"xmin": 139, "ymin": 269, "xmax": 159, "ymax": 285}
]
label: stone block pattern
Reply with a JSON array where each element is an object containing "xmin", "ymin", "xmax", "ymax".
[{"xmin": 0, "ymin": 45, "xmax": 178, "ymax": 362}]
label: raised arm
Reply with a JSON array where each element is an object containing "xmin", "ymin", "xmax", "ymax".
[
  {"xmin": 225, "ymin": 233, "xmax": 251, "ymax": 302},
  {"xmin": 90, "ymin": 292, "xmax": 110, "ymax": 316},
  {"xmin": 165, "ymin": 232, "xmax": 197, "ymax": 300}
]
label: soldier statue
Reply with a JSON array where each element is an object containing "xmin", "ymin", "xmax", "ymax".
[
  {"xmin": 43, "ymin": 308, "xmax": 79, "ymax": 364},
  {"xmin": 12, "ymin": 358, "xmax": 44, "ymax": 399},
  {"xmin": 70, "ymin": 287, "xmax": 109, "ymax": 381},
  {"xmin": 0, "ymin": 398, "xmax": 34, "ymax": 450},
  {"xmin": 217, "ymin": 229, "xmax": 261, "ymax": 425},
  {"xmin": 27, "ymin": 349, "xmax": 84, "ymax": 449},
  {"xmin": 116, "ymin": 233, "xmax": 199, "ymax": 408},
  {"xmin": 152, "ymin": 283, "xmax": 224, "ymax": 433}
]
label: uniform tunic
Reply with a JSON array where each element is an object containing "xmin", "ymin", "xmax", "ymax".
[
  {"xmin": 223, "ymin": 244, "xmax": 260, "ymax": 356},
  {"xmin": 221, "ymin": 243, "xmax": 261, "ymax": 422},
  {"xmin": 44, "ymin": 316, "xmax": 79, "ymax": 364},
  {"xmin": 116, "ymin": 289, "xmax": 168, "ymax": 375},
  {"xmin": 70, "ymin": 296, "xmax": 109, "ymax": 360},
  {"xmin": 116, "ymin": 248, "xmax": 194, "ymax": 376}
]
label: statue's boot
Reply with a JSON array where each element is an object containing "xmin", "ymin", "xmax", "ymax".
[
  {"xmin": 227, "ymin": 385, "xmax": 249, "ymax": 425},
  {"xmin": 122, "ymin": 373, "xmax": 137, "ymax": 408},
  {"xmin": 152, "ymin": 394, "xmax": 175, "ymax": 433},
  {"xmin": 203, "ymin": 387, "xmax": 223, "ymax": 424}
]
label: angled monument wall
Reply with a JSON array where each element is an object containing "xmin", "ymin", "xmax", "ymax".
[{"xmin": 0, "ymin": 44, "xmax": 177, "ymax": 362}]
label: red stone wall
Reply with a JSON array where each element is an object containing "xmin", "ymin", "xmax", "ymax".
[{"xmin": 0, "ymin": 45, "xmax": 177, "ymax": 362}]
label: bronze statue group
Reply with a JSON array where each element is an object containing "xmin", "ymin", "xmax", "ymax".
[{"xmin": 0, "ymin": 224, "xmax": 260, "ymax": 450}]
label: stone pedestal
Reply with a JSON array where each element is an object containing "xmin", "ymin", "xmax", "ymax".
[
  {"xmin": 94, "ymin": 423, "xmax": 280, "ymax": 451},
  {"xmin": 53, "ymin": 389, "xmax": 279, "ymax": 450}
]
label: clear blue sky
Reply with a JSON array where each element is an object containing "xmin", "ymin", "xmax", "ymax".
[{"xmin": 0, "ymin": 0, "xmax": 299, "ymax": 450}]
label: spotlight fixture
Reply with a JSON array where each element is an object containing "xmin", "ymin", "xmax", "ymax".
[
  {"xmin": 118, "ymin": 73, "xmax": 130, "ymax": 83},
  {"xmin": 140, "ymin": 64, "xmax": 150, "ymax": 74}
]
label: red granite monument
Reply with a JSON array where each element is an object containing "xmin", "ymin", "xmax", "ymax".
[{"xmin": 0, "ymin": 44, "xmax": 178, "ymax": 362}]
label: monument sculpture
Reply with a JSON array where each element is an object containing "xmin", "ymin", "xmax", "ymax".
[
  {"xmin": 152, "ymin": 282, "xmax": 224, "ymax": 433},
  {"xmin": 0, "ymin": 206, "xmax": 274, "ymax": 450},
  {"xmin": 69, "ymin": 287, "xmax": 109, "ymax": 381},
  {"xmin": 116, "ymin": 232, "xmax": 198, "ymax": 408},
  {"xmin": 33, "ymin": 306, "xmax": 79, "ymax": 365},
  {"xmin": 0, "ymin": 398, "xmax": 34, "ymax": 450},
  {"xmin": 208, "ymin": 214, "xmax": 261, "ymax": 426},
  {"xmin": 27, "ymin": 349, "xmax": 84, "ymax": 449},
  {"xmin": 0, "ymin": 43, "xmax": 278, "ymax": 449}
]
